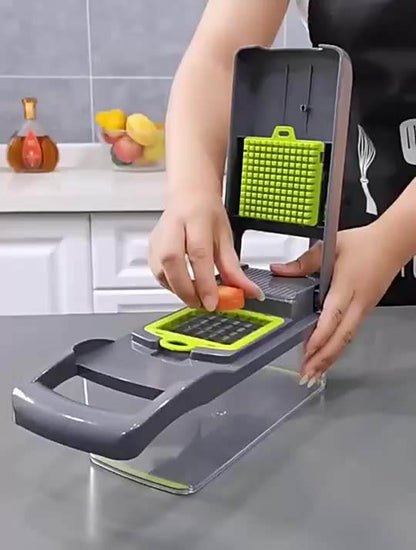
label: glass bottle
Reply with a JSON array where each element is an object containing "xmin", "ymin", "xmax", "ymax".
[{"xmin": 7, "ymin": 97, "xmax": 59, "ymax": 173}]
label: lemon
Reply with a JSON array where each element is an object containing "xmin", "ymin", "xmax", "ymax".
[
  {"xmin": 126, "ymin": 113, "xmax": 158, "ymax": 146},
  {"xmin": 95, "ymin": 109, "xmax": 126, "ymax": 131}
]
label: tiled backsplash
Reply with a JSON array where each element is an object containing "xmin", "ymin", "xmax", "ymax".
[{"xmin": 0, "ymin": 0, "xmax": 310, "ymax": 143}]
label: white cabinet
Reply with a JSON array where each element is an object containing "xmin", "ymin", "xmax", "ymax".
[
  {"xmin": 91, "ymin": 213, "xmax": 182, "ymax": 313},
  {"xmin": 93, "ymin": 289, "xmax": 181, "ymax": 313},
  {"xmin": 0, "ymin": 214, "xmax": 92, "ymax": 315},
  {"xmin": 90, "ymin": 214, "xmax": 307, "ymax": 290},
  {"xmin": 91, "ymin": 213, "xmax": 160, "ymax": 289},
  {"xmin": 89, "ymin": 214, "xmax": 307, "ymax": 314},
  {"xmin": 0, "ymin": 212, "xmax": 307, "ymax": 316}
]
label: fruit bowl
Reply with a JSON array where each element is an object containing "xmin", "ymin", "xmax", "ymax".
[{"xmin": 96, "ymin": 110, "xmax": 165, "ymax": 172}]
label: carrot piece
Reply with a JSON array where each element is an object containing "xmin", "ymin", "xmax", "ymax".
[{"xmin": 216, "ymin": 285, "xmax": 245, "ymax": 311}]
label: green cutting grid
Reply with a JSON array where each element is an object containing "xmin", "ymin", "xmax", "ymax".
[{"xmin": 239, "ymin": 127, "xmax": 325, "ymax": 226}]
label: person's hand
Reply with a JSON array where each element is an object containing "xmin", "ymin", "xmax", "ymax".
[
  {"xmin": 149, "ymin": 189, "xmax": 263, "ymax": 310},
  {"xmin": 271, "ymin": 224, "xmax": 403, "ymax": 387}
]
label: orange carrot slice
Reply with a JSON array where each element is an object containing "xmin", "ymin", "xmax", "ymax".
[{"xmin": 216, "ymin": 286, "xmax": 245, "ymax": 311}]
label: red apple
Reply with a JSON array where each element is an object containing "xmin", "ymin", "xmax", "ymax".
[{"xmin": 112, "ymin": 136, "xmax": 143, "ymax": 164}]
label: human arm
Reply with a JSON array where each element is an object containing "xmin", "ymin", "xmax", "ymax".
[
  {"xmin": 149, "ymin": 0, "xmax": 289, "ymax": 310},
  {"xmin": 272, "ymin": 180, "xmax": 416, "ymax": 386}
]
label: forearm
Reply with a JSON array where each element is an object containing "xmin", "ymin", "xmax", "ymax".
[
  {"xmin": 373, "ymin": 179, "xmax": 416, "ymax": 266},
  {"xmin": 164, "ymin": 0, "xmax": 288, "ymax": 201},
  {"xmin": 165, "ymin": 53, "xmax": 232, "ymax": 198}
]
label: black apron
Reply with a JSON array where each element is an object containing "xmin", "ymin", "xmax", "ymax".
[{"xmin": 307, "ymin": 0, "xmax": 416, "ymax": 306}]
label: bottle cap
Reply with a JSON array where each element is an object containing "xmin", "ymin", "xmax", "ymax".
[{"xmin": 22, "ymin": 97, "xmax": 37, "ymax": 121}]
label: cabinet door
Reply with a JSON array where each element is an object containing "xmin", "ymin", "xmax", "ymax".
[
  {"xmin": 93, "ymin": 289, "xmax": 181, "ymax": 313},
  {"xmin": 0, "ymin": 214, "xmax": 92, "ymax": 315},
  {"xmin": 91, "ymin": 213, "xmax": 161, "ymax": 289},
  {"xmin": 91, "ymin": 214, "xmax": 309, "ymax": 291}
]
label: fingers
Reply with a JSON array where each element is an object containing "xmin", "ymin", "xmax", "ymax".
[
  {"xmin": 216, "ymin": 231, "xmax": 264, "ymax": 300},
  {"xmin": 186, "ymin": 221, "xmax": 218, "ymax": 311},
  {"xmin": 148, "ymin": 249, "xmax": 169, "ymax": 289},
  {"xmin": 270, "ymin": 242, "xmax": 322, "ymax": 277},
  {"xmin": 149, "ymin": 208, "xmax": 265, "ymax": 310},
  {"xmin": 304, "ymin": 279, "xmax": 354, "ymax": 358},
  {"xmin": 300, "ymin": 300, "xmax": 365, "ymax": 385},
  {"xmin": 156, "ymin": 270, "xmax": 171, "ymax": 291},
  {"xmin": 149, "ymin": 225, "xmax": 201, "ymax": 309}
]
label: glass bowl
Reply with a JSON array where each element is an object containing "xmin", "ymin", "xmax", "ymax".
[{"xmin": 97, "ymin": 124, "xmax": 165, "ymax": 172}]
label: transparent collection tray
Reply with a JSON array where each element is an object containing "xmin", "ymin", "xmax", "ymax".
[{"xmin": 85, "ymin": 346, "xmax": 325, "ymax": 495}]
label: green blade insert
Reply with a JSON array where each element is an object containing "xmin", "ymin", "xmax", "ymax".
[
  {"xmin": 239, "ymin": 126, "xmax": 325, "ymax": 226},
  {"xmin": 145, "ymin": 308, "xmax": 285, "ymax": 353}
]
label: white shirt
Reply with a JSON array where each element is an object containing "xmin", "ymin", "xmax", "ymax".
[{"xmin": 296, "ymin": 0, "xmax": 309, "ymax": 23}]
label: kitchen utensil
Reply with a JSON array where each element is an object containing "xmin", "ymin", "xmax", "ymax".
[
  {"xmin": 239, "ymin": 125, "xmax": 325, "ymax": 226},
  {"xmin": 357, "ymin": 124, "xmax": 377, "ymax": 215},
  {"xmin": 12, "ymin": 45, "xmax": 352, "ymax": 494},
  {"xmin": 400, "ymin": 119, "xmax": 416, "ymax": 165}
]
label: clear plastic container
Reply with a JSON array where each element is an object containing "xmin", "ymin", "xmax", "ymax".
[
  {"xmin": 97, "ymin": 125, "xmax": 165, "ymax": 173},
  {"xmin": 84, "ymin": 345, "xmax": 325, "ymax": 495}
]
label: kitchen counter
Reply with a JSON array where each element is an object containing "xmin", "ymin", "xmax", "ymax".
[
  {"xmin": 2, "ymin": 307, "xmax": 416, "ymax": 550},
  {"xmin": 0, "ymin": 144, "xmax": 165, "ymax": 212}
]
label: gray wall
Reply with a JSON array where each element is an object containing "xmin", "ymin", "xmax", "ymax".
[{"xmin": 0, "ymin": 0, "xmax": 309, "ymax": 144}]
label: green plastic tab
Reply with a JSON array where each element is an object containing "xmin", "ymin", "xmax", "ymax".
[{"xmin": 239, "ymin": 126, "xmax": 325, "ymax": 226}]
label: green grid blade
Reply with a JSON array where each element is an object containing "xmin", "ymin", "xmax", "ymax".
[
  {"xmin": 239, "ymin": 126, "xmax": 325, "ymax": 227},
  {"xmin": 145, "ymin": 308, "xmax": 285, "ymax": 353}
]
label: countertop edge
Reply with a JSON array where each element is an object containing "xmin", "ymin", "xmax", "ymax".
[{"xmin": 0, "ymin": 144, "xmax": 166, "ymax": 213}]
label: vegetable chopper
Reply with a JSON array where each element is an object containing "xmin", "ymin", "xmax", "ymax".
[{"xmin": 12, "ymin": 45, "xmax": 352, "ymax": 494}]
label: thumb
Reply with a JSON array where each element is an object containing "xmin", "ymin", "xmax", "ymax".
[
  {"xmin": 271, "ymin": 242, "xmax": 322, "ymax": 277},
  {"xmin": 216, "ymin": 239, "xmax": 264, "ymax": 301}
]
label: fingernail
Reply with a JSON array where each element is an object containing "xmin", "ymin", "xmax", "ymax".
[
  {"xmin": 203, "ymin": 296, "xmax": 217, "ymax": 312},
  {"xmin": 257, "ymin": 288, "xmax": 266, "ymax": 302},
  {"xmin": 307, "ymin": 376, "xmax": 317, "ymax": 389},
  {"xmin": 299, "ymin": 374, "xmax": 309, "ymax": 386}
]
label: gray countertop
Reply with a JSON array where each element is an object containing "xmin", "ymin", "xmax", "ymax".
[{"xmin": 2, "ymin": 308, "xmax": 416, "ymax": 550}]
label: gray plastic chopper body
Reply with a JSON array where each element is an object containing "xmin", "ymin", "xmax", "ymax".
[
  {"xmin": 12, "ymin": 314, "xmax": 317, "ymax": 460},
  {"xmin": 12, "ymin": 45, "xmax": 352, "ymax": 461}
]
